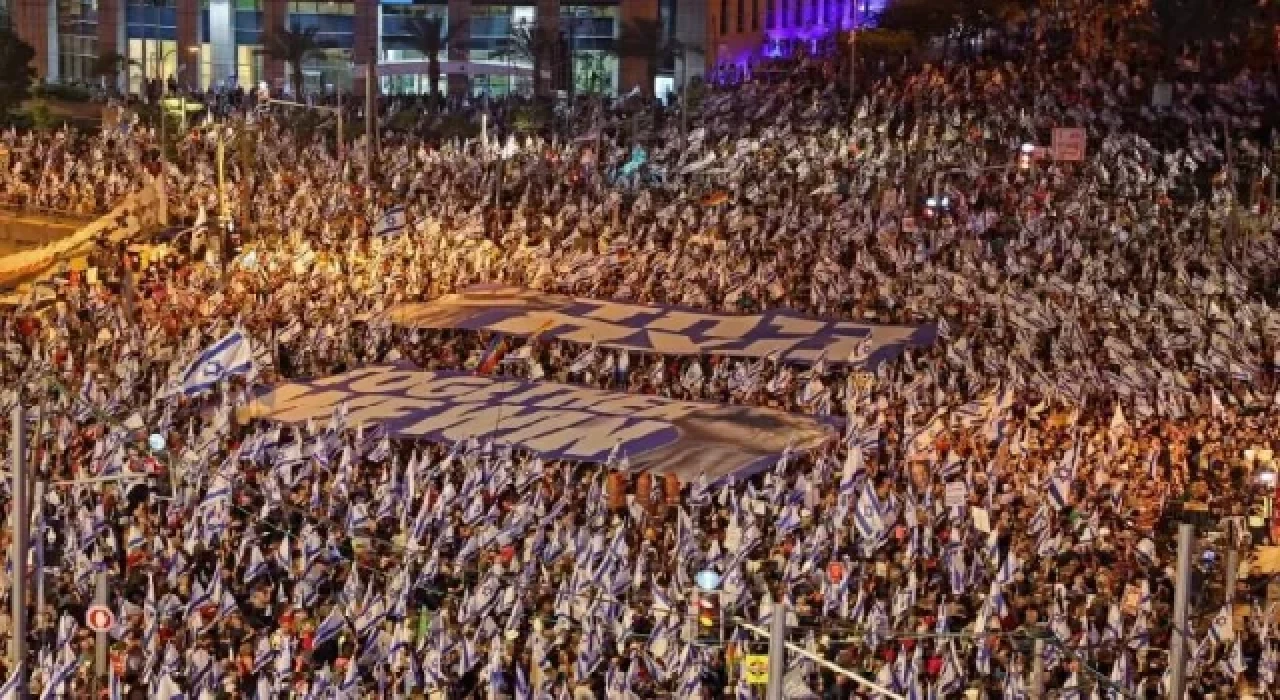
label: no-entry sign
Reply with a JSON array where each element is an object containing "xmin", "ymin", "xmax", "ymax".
[{"xmin": 86, "ymin": 605, "xmax": 115, "ymax": 633}]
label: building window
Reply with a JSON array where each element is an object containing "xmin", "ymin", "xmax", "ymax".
[
  {"xmin": 752, "ymin": 0, "xmax": 759, "ymax": 30},
  {"xmin": 719, "ymin": 0, "xmax": 728, "ymax": 35},
  {"xmin": 793, "ymin": 0, "xmax": 801, "ymax": 27},
  {"xmin": 736, "ymin": 0, "xmax": 744, "ymax": 33},
  {"xmin": 57, "ymin": 0, "xmax": 99, "ymax": 84},
  {"xmin": 381, "ymin": 4, "xmax": 447, "ymax": 62},
  {"xmin": 765, "ymin": 0, "xmax": 774, "ymax": 29}
]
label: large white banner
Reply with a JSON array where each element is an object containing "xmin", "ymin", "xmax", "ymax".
[
  {"xmin": 251, "ymin": 365, "xmax": 837, "ymax": 480},
  {"xmin": 388, "ymin": 285, "xmax": 937, "ymax": 366}
]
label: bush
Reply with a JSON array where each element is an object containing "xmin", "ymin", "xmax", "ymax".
[
  {"xmin": 437, "ymin": 114, "xmax": 479, "ymax": 140},
  {"xmin": 28, "ymin": 100, "xmax": 52, "ymax": 130},
  {"xmin": 510, "ymin": 105, "xmax": 550, "ymax": 134},
  {"xmin": 33, "ymin": 82, "xmax": 92, "ymax": 102}
]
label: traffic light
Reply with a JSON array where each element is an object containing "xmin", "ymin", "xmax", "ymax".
[{"xmin": 694, "ymin": 591, "xmax": 722, "ymax": 645}]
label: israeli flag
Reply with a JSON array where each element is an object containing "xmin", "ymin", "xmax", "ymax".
[
  {"xmin": 1047, "ymin": 475, "xmax": 1071, "ymax": 511},
  {"xmin": 173, "ymin": 328, "xmax": 254, "ymax": 396},
  {"xmin": 0, "ymin": 664, "xmax": 22, "ymax": 700},
  {"xmin": 373, "ymin": 205, "xmax": 407, "ymax": 238}
]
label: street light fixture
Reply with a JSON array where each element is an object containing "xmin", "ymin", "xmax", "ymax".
[{"xmin": 929, "ymin": 143, "xmax": 1038, "ymax": 215}]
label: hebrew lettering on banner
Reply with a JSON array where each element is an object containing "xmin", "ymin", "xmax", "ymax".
[
  {"xmin": 250, "ymin": 365, "xmax": 837, "ymax": 481},
  {"xmin": 387, "ymin": 285, "xmax": 936, "ymax": 367}
]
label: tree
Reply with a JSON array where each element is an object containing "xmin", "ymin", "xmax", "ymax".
[
  {"xmin": 492, "ymin": 24, "xmax": 560, "ymax": 98},
  {"xmin": 0, "ymin": 26, "xmax": 35, "ymax": 120},
  {"xmin": 259, "ymin": 27, "xmax": 328, "ymax": 97},
  {"xmin": 1147, "ymin": 0, "xmax": 1258, "ymax": 67},
  {"xmin": 874, "ymin": 0, "xmax": 958, "ymax": 38},
  {"xmin": 400, "ymin": 15, "xmax": 467, "ymax": 108},
  {"xmin": 842, "ymin": 28, "xmax": 918, "ymax": 75},
  {"xmin": 616, "ymin": 18, "xmax": 666, "ymax": 97},
  {"xmin": 92, "ymin": 51, "xmax": 140, "ymax": 94},
  {"xmin": 876, "ymin": 0, "xmax": 1029, "ymax": 44}
]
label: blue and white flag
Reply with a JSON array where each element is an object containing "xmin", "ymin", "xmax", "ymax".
[
  {"xmin": 314, "ymin": 606, "xmax": 346, "ymax": 649},
  {"xmin": 373, "ymin": 205, "xmax": 407, "ymax": 238},
  {"xmin": 1208, "ymin": 605, "xmax": 1234, "ymax": 645},
  {"xmin": 172, "ymin": 328, "xmax": 254, "ymax": 396},
  {"xmin": 0, "ymin": 664, "xmax": 22, "ymax": 700}
]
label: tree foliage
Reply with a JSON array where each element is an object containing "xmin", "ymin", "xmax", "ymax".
[
  {"xmin": 492, "ymin": 24, "xmax": 560, "ymax": 98},
  {"xmin": 400, "ymin": 16, "xmax": 466, "ymax": 108},
  {"xmin": 259, "ymin": 27, "xmax": 329, "ymax": 97},
  {"xmin": 615, "ymin": 18, "xmax": 666, "ymax": 95},
  {"xmin": 617, "ymin": 19, "xmax": 703, "ymax": 96},
  {"xmin": 93, "ymin": 51, "xmax": 140, "ymax": 93},
  {"xmin": 0, "ymin": 26, "xmax": 35, "ymax": 119},
  {"xmin": 1136, "ymin": 0, "xmax": 1280, "ymax": 72},
  {"xmin": 845, "ymin": 28, "xmax": 918, "ymax": 61},
  {"xmin": 876, "ymin": 0, "xmax": 1029, "ymax": 39}
]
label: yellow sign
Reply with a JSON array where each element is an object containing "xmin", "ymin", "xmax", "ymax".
[{"xmin": 743, "ymin": 655, "xmax": 769, "ymax": 684}]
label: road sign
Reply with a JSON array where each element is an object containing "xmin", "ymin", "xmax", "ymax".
[
  {"xmin": 945, "ymin": 481, "xmax": 968, "ymax": 509},
  {"xmin": 1052, "ymin": 127, "xmax": 1087, "ymax": 162},
  {"xmin": 744, "ymin": 654, "xmax": 770, "ymax": 684},
  {"xmin": 86, "ymin": 605, "xmax": 115, "ymax": 632}
]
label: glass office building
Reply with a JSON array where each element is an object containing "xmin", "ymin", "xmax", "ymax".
[
  {"xmin": 110, "ymin": 0, "xmax": 633, "ymax": 96},
  {"xmin": 11, "ymin": 0, "xmax": 788, "ymax": 97}
]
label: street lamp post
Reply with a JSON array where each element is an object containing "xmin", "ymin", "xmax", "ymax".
[
  {"xmin": 847, "ymin": 1, "xmax": 859, "ymax": 100},
  {"xmin": 153, "ymin": 46, "xmax": 201, "ymax": 228}
]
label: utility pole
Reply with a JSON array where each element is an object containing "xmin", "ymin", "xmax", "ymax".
[
  {"xmin": 680, "ymin": 48, "xmax": 690, "ymax": 150},
  {"xmin": 739, "ymin": 619, "xmax": 905, "ymax": 700},
  {"xmin": 94, "ymin": 567, "xmax": 109, "ymax": 685},
  {"xmin": 765, "ymin": 605, "xmax": 787, "ymax": 700},
  {"xmin": 215, "ymin": 125, "xmax": 229, "ymax": 280},
  {"xmin": 33, "ymin": 479, "xmax": 46, "ymax": 643},
  {"xmin": 365, "ymin": 57, "xmax": 377, "ymax": 180},
  {"xmin": 238, "ymin": 118, "xmax": 255, "ymax": 239},
  {"xmin": 1224, "ymin": 517, "xmax": 1241, "ymax": 605},
  {"xmin": 122, "ymin": 255, "xmax": 135, "ymax": 324},
  {"xmin": 1030, "ymin": 637, "xmax": 1045, "ymax": 699},
  {"xmin": 9, "ymin": 405, "xmax": 28, "ymax": 697},
  {"xmin": 847, "ymin": 19, "xmax": 857, "ymax": 101},
  {"xmin": 337, "ymin": 90, "xmax": 345, "ymax": 168},
  {"xmin": 1168, "ymin": 523, "xmax": 1194, "ymax": 700}
]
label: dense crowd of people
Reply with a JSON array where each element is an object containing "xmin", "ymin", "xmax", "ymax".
[{"xmin": 3, "ymin": 0, "xmax": 1280, "ymax": 698}]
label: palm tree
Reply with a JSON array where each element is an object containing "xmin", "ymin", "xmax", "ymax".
[
  {"xmin": 615, "ymin": 18, "xmax": 665, "ymax": 97},
  {"xmin": 259, "ymin": 27, "xmax": 328, "ymax": 97},
  {"xmin": 401, "ymin": 16, "xmax": 467, "ymax": 108},
  {"xmin": 92, "ymin": 51, "xmax": 139, "ymax": 94},
  {"xmin": 492, "ymin": 23, "xmax": 560, "ymax": 98}
]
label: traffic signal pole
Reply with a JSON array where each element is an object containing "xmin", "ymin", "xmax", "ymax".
[
  {"xmin": 1168, "ymin": 523, "xmax": 1194, "ymax": 700},
  {"xmin": 765, "ymin": 605, "xmax": 786, "ymax": 700},
  {"xmin": 10, "ymin": 405, "xmax": 29, "ymax": 697},
  {"xmin": 738, "ymin": 619, "xmax": 906, "ymax": 700}
]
